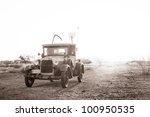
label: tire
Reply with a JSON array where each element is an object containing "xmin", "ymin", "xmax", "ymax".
[
  {"xmin": 82, "ymin": 65, "xmax": 84, "ymax": 73},
  {"xmin": 77, "ymin": 73, "xmax": 83, "ymax": 82},
  {"xmin": 25, "ymin": 71, "xmax": 35, "ymax": 87},
  {"xmin": 77, "ymin": 65, "xmax": 83, "ymax": 82},
  {"xmin": 61, "ymin": 70, "xmax": 69, "ymax": 88}
]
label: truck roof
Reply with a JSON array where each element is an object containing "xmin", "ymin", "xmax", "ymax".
[{"xmin": 42, "ymin": 43, "xmax": 75, "ymax": 47}]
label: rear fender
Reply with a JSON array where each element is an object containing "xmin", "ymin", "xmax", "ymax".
[{"xmin": 74, "ymin": 62, "xmax": 84, "ymax": 75}]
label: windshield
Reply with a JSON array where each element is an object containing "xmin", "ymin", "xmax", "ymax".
[{"xmin": 44, "ymin": 47, "xmax": 67, "ymax": 56}]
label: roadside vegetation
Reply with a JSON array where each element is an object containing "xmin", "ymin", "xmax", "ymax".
[
  {"xmin": 0, "ymin": 57, "xmax": 93, "ymax": 74},
  {"xmin": 0, "ymin": 55, "xmax": 32, "ymax": 74}
]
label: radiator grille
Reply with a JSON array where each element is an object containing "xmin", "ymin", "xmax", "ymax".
[{"xmin": 41, "ymin": 60, "xmax": 53, "ymax": 73}]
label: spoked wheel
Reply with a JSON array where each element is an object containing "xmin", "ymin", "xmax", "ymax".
[
  {"xmin": 61, "ymin": 70, "xmax": 69, "ymax": 88},
  {"xmin": 25, "ymin": 71, "xmax": 35, "ymax": 87},
  {"xmin": 77, "ymin": 73, "xmax": 83, "ymax": 82}
]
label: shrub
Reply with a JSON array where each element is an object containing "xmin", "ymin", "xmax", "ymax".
[
  {"xmin": 9, "ymin": 64, "xmax": 22, "ymax": 68},
  {"xmin": 133, "ymin": 60, "xmax": 150, "ymax": 75},
  {"xmin": 81, "ymin": 59, "xmax": 92, "ymax": 64}
]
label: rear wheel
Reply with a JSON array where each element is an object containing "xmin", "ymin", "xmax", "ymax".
[
  {"xmin": 77, "ymin": 65, "xmax": 83, "ymax": 82},
  {"xmin": 25, "ymin": 71, "xmax": 35, "ymax": 87},
  {"xmin": 77, "ymin": 73, "xmax": 83, "ymax": 82},
  {"xmin": 61, "ymin": 70, "xmax": 69, "ymax": 88}
]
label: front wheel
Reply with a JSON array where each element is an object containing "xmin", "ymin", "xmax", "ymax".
[
  {"xmin": 61, "ymin": 70, "xmax": 69, "ymax": 88},
  {"xmin": 25, "ymin": 76, "xmax": 35, "ymax": 87},
  {"xmin": 24, "ymin": 71, "xmax": 35, "ymax": 87}
]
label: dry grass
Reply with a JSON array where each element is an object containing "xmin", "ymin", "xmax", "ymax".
[
  {"xmin": 127, "ymin": 60, "xmax": 150, "ymax": 75},
  {"xmin": 0, "ymin": 61, "xmax": 23, "ymax": 73},
  {"xmin": 1, "ymin": 61, "xmax": 150, "ymax": 99}
]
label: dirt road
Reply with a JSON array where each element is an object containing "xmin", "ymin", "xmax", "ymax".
[{"xmin": 0, "ymin": 62, "xmax": 150, "ymax": 100}]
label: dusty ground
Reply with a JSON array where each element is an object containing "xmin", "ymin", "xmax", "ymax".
[{"xmin": 0, "ymin": 62, "xmax": 150, "ymax": 100}]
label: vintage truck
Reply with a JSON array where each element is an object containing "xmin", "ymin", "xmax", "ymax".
[{"xmin": 24, "ymin": 37, "xmax": 84, "ymax": 88}]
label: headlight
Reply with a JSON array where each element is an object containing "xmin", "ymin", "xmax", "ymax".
[
  {"xmin": 24, "ymin": 64, "xmax": 33, "ymax": 71},
  {"xmin": 33, "ymin": 60, "xmax": 40, "ymax": 65}
]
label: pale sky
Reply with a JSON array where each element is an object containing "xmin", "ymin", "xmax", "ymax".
[{"xmin": 0, "ymin": 0, "xmax": 150, "ymax": 61}]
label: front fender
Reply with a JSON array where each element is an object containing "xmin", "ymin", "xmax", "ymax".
[
  {"xmin": 24, "ymin": 65, "xmax": 31, "ymax": 71},
  {"xmin": 24, "ymin": 64, "xmax": 39, "ymax": 73},
  {"xmin": 56, "ymin": 63, "xmax": 73, "ymax": 78},
  {"xmin": 59, "ymin": 64, "xmax": 70, "ymax": 72}
]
